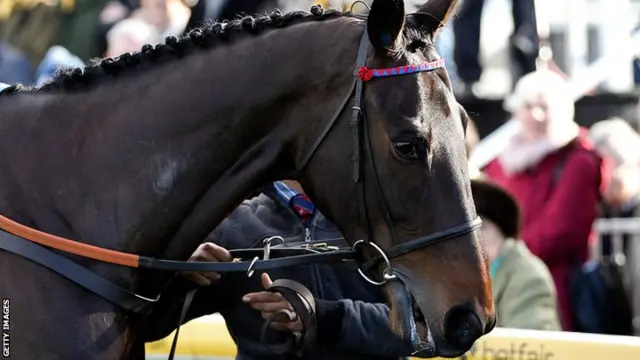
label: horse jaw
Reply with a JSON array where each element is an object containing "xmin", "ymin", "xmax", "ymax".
[{"xmin": 384, "ymin": 280, "xmax": 436, "ymax": 356}]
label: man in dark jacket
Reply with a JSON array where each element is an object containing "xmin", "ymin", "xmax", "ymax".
[{"xmin": 144, "ymin": 180, "xmax": 413, "ymax": 360}]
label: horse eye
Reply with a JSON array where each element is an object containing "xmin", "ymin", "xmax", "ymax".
[{"xmin": 394, "ymin": 141, "xmax": 419, "ymax": 159}]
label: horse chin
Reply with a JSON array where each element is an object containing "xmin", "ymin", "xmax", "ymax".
[{"xmin": 385, "ymin": 280, "xmax": 436, "ymax": 356}]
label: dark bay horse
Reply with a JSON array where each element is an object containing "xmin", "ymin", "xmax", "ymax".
[{"xmin": 0, "ymin": 0, "xmax": 494, "ymax": 359}]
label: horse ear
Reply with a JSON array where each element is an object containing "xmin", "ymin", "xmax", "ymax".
[
  {"xmin": 367, "ymin": 0, "xmax": 406, "ymax": 52},
  {"xmin": 417, "ymin": 0, "xmax": 459, "ymax": 35}
]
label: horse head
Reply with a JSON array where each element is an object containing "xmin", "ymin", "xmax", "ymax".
[{"xmin": 296, "ymin": 0, "xmax": 495, "ymax": 356}]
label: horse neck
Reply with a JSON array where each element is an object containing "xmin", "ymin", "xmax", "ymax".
[{"xmin": 0, "ymin": 18, "xmax": 360, "ymax": 292}]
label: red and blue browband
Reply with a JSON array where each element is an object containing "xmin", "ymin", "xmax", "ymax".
[{"xmin": 358, "ymin": 58, "xmax": 445, "ymax": 82}]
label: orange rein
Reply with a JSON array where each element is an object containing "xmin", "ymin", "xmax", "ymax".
[{"xmin": 0, "ymin": 214, "xmax": 140, "ymax": 268}]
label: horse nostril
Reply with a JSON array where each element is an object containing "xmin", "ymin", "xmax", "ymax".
[{"xmin": 443, "ymin": 306, "xmax": 484, "ymax": 351}]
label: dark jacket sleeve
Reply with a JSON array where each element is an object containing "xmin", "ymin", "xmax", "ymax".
[{"xmin": 315, "ymin": 299, "xmax": 413, "ymax": 357}]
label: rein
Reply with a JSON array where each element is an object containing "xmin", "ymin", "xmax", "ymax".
[{"xmin": 0, "ymin": 213, "xmax": 356, "ymax": 271}]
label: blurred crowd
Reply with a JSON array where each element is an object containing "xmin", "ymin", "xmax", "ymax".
[
  {"xmin": 467, "ymin": 68, "xmax": 639, "ymax": 336},
  {"xmin": 0, "ymin": 0, "xmax": 554, "ymax": 95},
  {"xmin": 0, "ymin": 0, "xmax": 638, "ymax": 339}
]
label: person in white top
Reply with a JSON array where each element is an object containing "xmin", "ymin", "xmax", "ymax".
[
  {"xmin": 130, "ymin": 0, "xmax": 191, "ymax": 43},
  {"xmin": 106, "ymin": 17, "xmax": 160, "ymax": 58}
]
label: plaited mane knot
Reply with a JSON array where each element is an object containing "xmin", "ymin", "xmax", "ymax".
[
  {"xmin": 165, "ymin": 36, "xmax": 184, "ymax": 55},
  {"xmin": 142, "ymin": 45, "xmax": 162, "ymax": 60},
  {"xmin": 310, "ymin": 5, "xmax": 324, "ymax": 17},
  {"xmin": 100, "ymin": 58, "xmax": 114, "ymax": 67},
  {"xmin": 140, "ymin": 43, "xmax": 155, "ymax": 59},
  {"xmin": 9, "ymin": 5, "xmax": 349, "ymax": 93},
  {"xmin": 165, "ymin": 36, "xmax": 178, "ymax": 48},
  {"xmin": 119, "ymin": 52, "xmax": 131, "ymax": 62},
  {"xmin": 188, "ymin": 28, "xmax": 206, "ymax": 47},
  {"xmin": 287, "ymin": 12, "xmax": 306, "ymax": 23},
  {"xmin": 70, "ymin": 68, "xmax": 84, "ymax": 81},
  {"xmin": 120, "ymin": 52, "xmax": 140, "ymax": 66},
  {"xmin": 100, "ymin": 58, "xmax": 122, "ymax": 74},
  {"xmin": 211, "ymin": 23, "xmax": 229, "ymax": 41},
  {"xmin": 241, "ymin": 16, "xmax": 257, "ymax": 32},
  {"xmin": 270, "ymin": 10, "xmax": 284, "ymax": 27},
  {"xmin": 202, "ymin": 27, "xmax": 215, "ymax": 39}
]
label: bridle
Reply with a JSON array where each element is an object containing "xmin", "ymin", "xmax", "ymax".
[
  {"xmin": 0, "ymin": 15, "xmax": 481, "ymax": 360},
  {"xmin": 296, "ymin": 28, "xmax": 482, "ymax": 286}
]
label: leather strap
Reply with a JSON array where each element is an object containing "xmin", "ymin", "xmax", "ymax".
[
  {"xmin": 167, "ymin": 288, "xmax": 198, "ymax": 360},
  {"xmin": 297, "ymin": 23, "xmax": 370, "ymax": 173},
  {"xmin": 0, "ymin": 229, "xmax": 157, "ymax": 313},
  {"xmin": 260, "ymin": 279, "xmax": 317, "ymax": 357},
  {"xmin": 352, "ymin": 31, "xmax": 372, "ymax": 245},
  {"xmin": 358, "ymin": 218, "xmax": 483, "ymax": 274},
  {"xmin": 384, "ymin": 217, "xmax": 483, "ymax": 259},
  {"xmin": 139, "ymin": 246, "xmax": 357, "ymax": 272},
  {"xmin": 271, "ymin": 238, "xmax": 347, "ymax": 249}
]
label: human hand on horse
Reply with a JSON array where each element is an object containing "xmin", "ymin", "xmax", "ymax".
[
  {"xmin": 181, "ymin": 242, "xmax": 232, "ymax": 286},
  {"xmin": 242, "ymin": 273, "xmax": 303, "ymax": 333}
]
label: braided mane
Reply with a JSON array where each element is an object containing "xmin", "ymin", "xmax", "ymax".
[{"xmin": 3, "ymin": 5, "xmax": 349, "ymax": 94}]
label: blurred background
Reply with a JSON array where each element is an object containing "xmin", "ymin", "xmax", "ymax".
[
  {"xmin": 3, "ymin": 0, "xmax": 640, "ymax": 356},
  {"xmin": 4, "ymin": 0, "xmax": 640, "ymax": 145}
]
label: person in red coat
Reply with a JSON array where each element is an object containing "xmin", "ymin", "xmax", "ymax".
[{"xmin": 483, "ymin": 69, "xmax": 611, "ymax": 331}]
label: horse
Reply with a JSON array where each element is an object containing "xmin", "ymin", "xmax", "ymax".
[{"xmin": 0, "ymin": 0, "xmax": 495, "ymax": 359}]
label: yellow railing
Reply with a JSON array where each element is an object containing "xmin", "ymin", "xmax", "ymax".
[{"xmin": 145, "ymin": 315, "xmax": 640, "ymax": 359}]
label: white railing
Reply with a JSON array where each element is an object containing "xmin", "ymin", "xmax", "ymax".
[{"xmin": 591, "ymin": 217, "xmax": 640, "ymax": 261}]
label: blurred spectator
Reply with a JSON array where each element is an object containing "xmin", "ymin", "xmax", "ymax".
[
  {"xmin": 181, "ymin": 0, "xmax": 207, "ymax": 31},
  {"xmin": 483, "ymin": 69, "xmax": 611, "ymax": 331},
  {"xmin": 96, "ymin": 1, "xmax": 139, "ymax": 56},
  {"xmin": 96, "ymin": 0, "xmax": 205, "ymax": 57},
  {"xmin": 0, "ymin": 43, "xmax": 84, "ymax": 87},
  {"xmin": 471, "ymin": 178, "xmax": 560, "ymax": 330},
  {"xmin": 129, "ymin": 0, "xmax": 191, "ymax": 42},
  {"xmin": 453, "ymin": 0, "xmax": 538, "ymax": 98},
  {"xmin": 106, "ymin": 17, "xmax": 160, "ymax": 57},
  {"xmin": 0, "ymin": 42, "xmax": 33, "ymax": 85},
  {"xmin": 52, "ymin": 0, "xmax": 113, "ymax": 61},
  {"xmin": 590, "ymin": 118, "xmax": 640, "ymax": 214},
  {"xmin": 590, "ymin": 117, "xmax": 640, "ymax": 335},
  {"xmin": 35, "ymin": 46, "xmax": 85, "ymax": 86},
  {"xmin": 589, "ymin": 117, "xmax": 640, "ymax": 257}
]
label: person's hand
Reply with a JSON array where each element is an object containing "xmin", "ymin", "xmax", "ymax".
[
  {"xmin": 181, "ymin": 242, "xmax": 232, "ymax": 286},
  {"xmin": 242, "ymin": 273, "xmax": 303, "ymax": 333}
]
